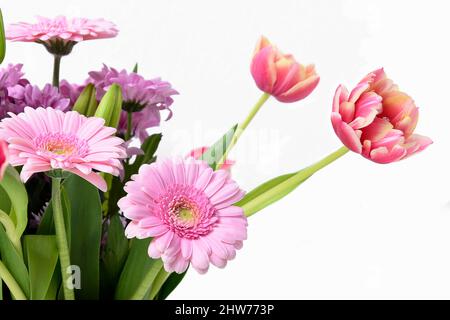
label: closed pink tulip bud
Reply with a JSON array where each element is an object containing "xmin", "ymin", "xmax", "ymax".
[
  {"xmin": 331, "ymin": 69, "xmax": 432, "ymax": 164},
  {"xmin": 250, "ymin": 36, "xmax": 320, "ymax": 103},
  {"xmin": 0, "ymin": 140, "xmax": 8, "ymax": 180}
]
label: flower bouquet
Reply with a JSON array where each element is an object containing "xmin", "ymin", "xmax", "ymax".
[{"xmin": 0, "ymin": 10, "xmax": 432, "ymax": 300}]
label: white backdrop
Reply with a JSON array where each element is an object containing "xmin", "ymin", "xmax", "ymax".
[{"xmin": 3, "ymin": 0, "xmax": 450, "ymax": 299}]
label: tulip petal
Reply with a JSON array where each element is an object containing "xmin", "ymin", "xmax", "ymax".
[
  {"xmin": 250, "ymin": 46, "xmax": 277, "ymax": 93},
  {"xmin": 275, "ymin": 74, "xmax": 320, "ymax": 103},
  {"xmin": 331, "ymin": 112, "xmax": 362, "ymax": 153}
]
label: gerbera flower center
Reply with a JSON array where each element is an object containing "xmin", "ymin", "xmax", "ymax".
[
  {"xmin": 158, "ymin": 185, "xmax": 218, "ymax": 240},
  {"xmin": 35, "ymin": 133, "xmax": 88, "ymax": 159}
]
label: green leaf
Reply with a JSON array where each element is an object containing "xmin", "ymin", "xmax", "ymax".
[
  {"xmin": 100, "ymin": 214, "xmax": 129, "ymax": 299},
  {"xmin": 132, "ymin": 63, "xmax": 138, "ymax": 73},
  {"xmin": 0, "ymin": 9, "xmax": 5, "ymax": 64},
  {"xmin": 94, "ymin": 83, "xmax": 123, "ymax": 128},
  {"xmin": 73, "ymin": 83, "xmax": 98, "ymax": 117},
  {"xmin": 0, "ymin": 166, "xmax": 28, "ymax": 239},
  {"xmin": 23, "ymin": 235, "xmax": 58, "ymax": 300},
  {"xmin": 237, "ymin": 146, "xmax": 349, "ymax": 217},
  {"xmin": 236, "ymin": 169, "xmax": 311, "ymax": 217},
  {"xmin": 236, "ymin": 172, "xmax": 296, "ymax": 207},
  {"xmin": 115, "ymin": 238, "xmax": 162, "ymax": 300},
  {"xmin": 0, "ymin": 226, "xmax": 30, "ymax": 298},
  {"xmin": 64, "ymin": 174, "xmax": 102, "ymax": 300},
  {"xmin": 0, "ymin": 186, "xmax": 10, "ymax": 214},
  {"xmin": 44, "ymin": 265, "xmax": 61, "ymax": 300},
  {"xmin": 155, "ymin": 270, "xmax": 187, "ymax": 300},
  {"xmin": 200, "ymin": 124, "xmax": 237, "ymax": 170}
]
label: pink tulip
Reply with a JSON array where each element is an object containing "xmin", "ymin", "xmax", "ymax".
[
  {"xmin": 250, "ymin": 36, "xmax": 320, "ymax": 103},
  {"xmin": 186, "ymin": 146, "xmax": 235, "ymax": 170},
  {"xmin": 0, "ymin": 139, "xmax": 8, "ymax": 180},
  {"xmin": 331, "ymin": 69, "xmax": 432, "ymax": 163}
]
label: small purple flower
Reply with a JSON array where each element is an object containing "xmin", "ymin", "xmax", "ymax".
[
  {"xmin": 0, "ymin": 64, "xmax": 30, "ymax": 119},
  {"xmin": 12, "ymin": 83, "xmax": 71, "ymax": 111},
  {"xmin": 59, "ymin": 79, "xmax": 84, "ymax": 106},
  {"xmin": 86, "ymin": 64, "xmax": 178, "ymax": 141}
]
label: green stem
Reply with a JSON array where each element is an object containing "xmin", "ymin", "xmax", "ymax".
[
  {"xmin": 129, "ymin": 259, "xmax": 163, "ymax": 300},
  {"xmin": 52, "ymin": 55, "xmax": 61, "ymax": 89},
  {"xmin": 0, "ymin": 209, "xmax": 22, "ymax": 257},
  {"xmin": 126, "ymin": 111, "xmax": 133, "ymax": 141},
  {"xmin": 51, "ymin": 177, "xmax": 74, "ymax": 300},
  {"xmin": 217, "ymin": 92, "xmax": 270, "ymax": 169},
  {"xmin": 243, "ymin": 146, "xmax": 349, "ymax": 217},
  {"xmin": 0, "ymin": 260, "xmax": 27, "ymax": 300}
]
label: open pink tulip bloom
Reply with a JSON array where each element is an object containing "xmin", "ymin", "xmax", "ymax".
[
  {"xmin": 0, "ymin": 140, "xmax": 8, "ymax": 181},
  {"xmin": 250, "ymin": 36, "xmax": 320, "ymax": 103},
  {"xmin": 0, "ymin": 107, "xmax": 126, "ymax": 191},
  {"xmin": 331, "ymin": 69, "xmax": 432, "ymax": 163}
]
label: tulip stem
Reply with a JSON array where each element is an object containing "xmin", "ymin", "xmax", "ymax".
[
  {"xmin": 51, "ymin": 177, "xmax": 75, "ymax": 300},
  {"xmin": 52, "ymin": 55, "xmax": 61, "ymax": 89},
  {"xmin": 242, "ymin": 146, "xmax": 349, "ymax": 217},
  {"xmin": 0, "ymin": 260, "xmax": 27, "ymax": 300},
  {"xmin": 217, "ymin": 92, "xmax": 270, "ymax": 169}
]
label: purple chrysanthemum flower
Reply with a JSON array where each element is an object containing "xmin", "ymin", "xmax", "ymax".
[
  {"xmin": 11, "ymin": 83, "xmax": 71, "ymax": 111},
  {"xmin": 86, "ymin": 64, "xmax": 178, "ymax": 141},
  {"xmin": 0, "ymin": 64, "xmax": 30, "ymax": 119},
  {"xmin": 59, "ymin": 79, "xmax": 84, "ymax": 106}
]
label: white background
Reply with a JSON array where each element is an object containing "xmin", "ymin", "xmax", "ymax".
[{"xmin": 3, "ymin": 0, "xmax": 450, "ymax": 299}]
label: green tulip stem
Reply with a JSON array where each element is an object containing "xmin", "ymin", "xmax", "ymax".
[{"xmin": 217, "ymin": 92, "xmax": 270, "ymax": 169}]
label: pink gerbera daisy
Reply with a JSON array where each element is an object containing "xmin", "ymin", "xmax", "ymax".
[
  {"xmin": 118, "ymin": 158, "xmax": 248, "ymax": 274},
  {"xmin": 0, "ymin": 107, "xmax": 126, "ymax": 191},
  {"xmin": 6, "ymin": 16, "xmax": 118, "ymax": 56}
]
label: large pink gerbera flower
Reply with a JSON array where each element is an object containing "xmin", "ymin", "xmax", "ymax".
[
  {"xmin": 0, "ymin": 107, "xmax": 126, "ymax": 191},
  {"xmin": 118, "ymin": 158, "xmax": 247, "ymax": 274},
  {"xmin": 6, "ymin": 16, "xmax": 118, "ymax": 56}
]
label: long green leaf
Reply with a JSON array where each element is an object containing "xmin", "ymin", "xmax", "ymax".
[
  {"xmin": 235, "ymin": 172, "xmax": 297, "ymax": 207},
  {"xmin": 64, "ymin": 174, "xmax": 102, "ymax": 300},
  {"xmin": 115, "ymin": 238, "xmax": 161, "ymax": 300},
  {"xmin": 0, "ymin": 9, "xmax": 5, "ymax": 64},
  {"xmin": 0, "ymin": 167, "xmax": 28, "ymax": 238},
  {"xmin": 236, "ymin": 169, "xmax": 311, "ymax": 216},
  {"xmin": 23, "ymin": 235, "xmax": 58, "ymax": 300},
  {"xmin": 238, "ymin": 147, "xmax": 349, "ymax": 216},
  {"xmin": 200, "ymin": 124, "xmax": 237, "ymax": 170},
  {"xmin": 154, "ymin": 270, "xmax": 187, "ymax": 300},
  {"xmin": 0, "ymin": 226, "xmax": 30, "ymax": 298},
  {"xmin": 44, "ymin": 265, "xmax": 61, "ymax": 300},
  {"xmin": 100, "ymin": 214, "xmax": 129, "ymax": 299}
]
